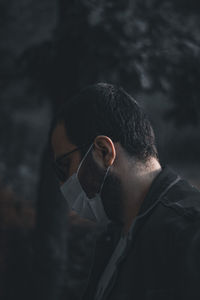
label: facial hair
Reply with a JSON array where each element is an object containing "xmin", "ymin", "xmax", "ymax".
[
  {"xmin": 101, "ymin": 170, "xmax": 124, "ymax": 226},
  {"xmin": 78, "ymin": 146, "xmax": 124, "ymax": 225}
]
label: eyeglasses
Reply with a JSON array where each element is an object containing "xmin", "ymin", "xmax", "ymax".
[{"xmin": 53, "ymin": 143, "xmax": 91, "ymax": 182}]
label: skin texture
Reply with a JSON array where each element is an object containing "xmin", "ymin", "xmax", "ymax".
[{"xmin": 51, "ymin": 121, "xmax": 162, "ymax": 233}]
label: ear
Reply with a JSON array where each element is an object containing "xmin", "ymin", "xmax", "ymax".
[{"xmin": 93, "ymin": 136, "xmax": 116, "ymax": 168}]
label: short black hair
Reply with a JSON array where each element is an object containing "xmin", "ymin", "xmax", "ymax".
[{"xmin": 53, "ymin": 83, "xmax": 158, "ymax": 161}]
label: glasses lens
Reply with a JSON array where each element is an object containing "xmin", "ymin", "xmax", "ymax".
[
  {"xmin": 52, "ymin": 143, "xmax": 91, "ymax": 182},
  {"xmin": 53, "ymin": 162, "xmax": 68, "ymax": 182}
]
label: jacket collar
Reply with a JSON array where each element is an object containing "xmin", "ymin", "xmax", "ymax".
[
  {"xmin": 107, "ymin": 166, "xmax": 180, "ymax": 241},
  {"xmin": 138, "ymin": 165, "xmax": 179, "ymax": 215},
  {"xmin": 125, "ymin": 166, "xmax": 180, "ymax": 241}
]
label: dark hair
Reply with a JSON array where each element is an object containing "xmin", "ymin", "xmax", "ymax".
[{"xmin": 53, "ymin": 83, "xmax": 158, "ymax": 161}]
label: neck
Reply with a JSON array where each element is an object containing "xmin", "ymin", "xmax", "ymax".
[{"xmin": 121, "ymin": 157, "xmax": 161, "ymax": 234}]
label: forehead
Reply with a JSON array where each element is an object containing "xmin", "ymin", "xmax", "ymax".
[{"xmin": 51, "ymin": 122, "xmax": 76, "ymax": 159}]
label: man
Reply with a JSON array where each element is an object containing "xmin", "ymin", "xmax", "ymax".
[{"xmin": 51, "ymin": 83, "xmax": 200, "ymax": 300}]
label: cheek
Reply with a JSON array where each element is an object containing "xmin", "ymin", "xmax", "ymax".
[
  {"xmin": 78, "ymin": 153, "xmax": 106, "ymax": 198},
  {"xmin": 68, "ymin": 153, "xmax": 82, "ymax": 177}
]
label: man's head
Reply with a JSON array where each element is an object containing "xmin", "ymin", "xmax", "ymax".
[{"xmin": 51, "ymin": 83, "xmax": 158, "ymax": 224}]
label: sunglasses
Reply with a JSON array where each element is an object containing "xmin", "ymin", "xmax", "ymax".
[{"xmin": 53, "ymin": 143, "xmax": 91, "ymax": 182}]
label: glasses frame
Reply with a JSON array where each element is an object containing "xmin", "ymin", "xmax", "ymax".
[{"xmin": 53, "ymin": 143, "xmax": 91, "ymax": 182}]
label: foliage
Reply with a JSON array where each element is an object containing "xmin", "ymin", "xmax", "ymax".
[{"xmin": 22, "ymin": 0, "xmax": 200, "ymax": 124}]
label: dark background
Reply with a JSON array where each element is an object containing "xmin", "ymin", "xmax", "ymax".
[{"xmin": 0, "ymin": 0, "xmax": 200, "ymax": 299}]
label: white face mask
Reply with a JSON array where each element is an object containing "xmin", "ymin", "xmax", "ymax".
[{"xmin": 60, "ymin": 144, "xmax": 110, "ymax": 225}]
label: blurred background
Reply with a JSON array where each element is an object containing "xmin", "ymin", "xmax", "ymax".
[{"xmin": 0, "ymin": 0, "xmax": 200, "ymax": 299}]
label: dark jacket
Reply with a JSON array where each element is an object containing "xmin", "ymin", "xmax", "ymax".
[{"xmin": 82, "ymin": 167, "xmax": 200, "ymax": 300}]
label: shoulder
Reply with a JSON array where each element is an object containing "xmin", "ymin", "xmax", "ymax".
[
  {"xmin": 152, "ymin": 179, "xmax": 200, "ymax": 261},
  {"xmin": 143, "ymin": 178, "xmax": 200, "ymax": 244},
  {"xmin": 160, "ymin": 178, "xmax": 200, "ymax": 225}
]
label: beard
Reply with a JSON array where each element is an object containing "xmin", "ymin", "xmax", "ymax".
[
  {"xmin": 101, "ymin": 170, "xmax": 124, "ymax": 226},
  {"xmin": 78, "ymin": 146, "xmax": 124, "ymax": 225}
]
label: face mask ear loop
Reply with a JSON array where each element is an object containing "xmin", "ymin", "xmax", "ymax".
[
  {"xmin": 76, "ymin": 143, "xmax": 94, "ymax": 179},
  {"xmin": 99, "ymin": 165, "xmax": 111, "ymax": 196}
]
